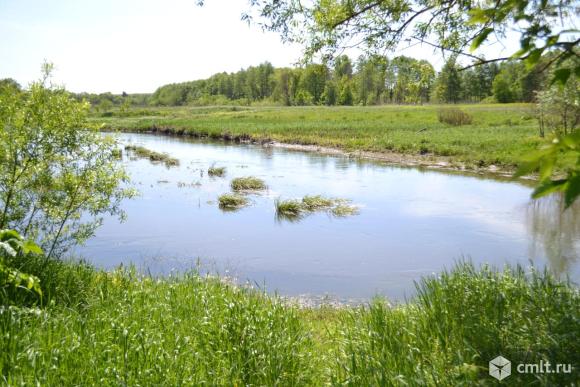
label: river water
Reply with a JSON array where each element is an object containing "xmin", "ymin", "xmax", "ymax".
[{"xmin": 76, "ymin": 133, "xmax": 580, "ymax": 301}]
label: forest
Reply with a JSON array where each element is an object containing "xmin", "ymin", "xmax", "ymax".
[{"xmin": 64, "ymin": 55, "xmax": 549, "ymax": 110}]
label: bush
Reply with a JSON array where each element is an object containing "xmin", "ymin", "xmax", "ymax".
[{"xmin": 438, "ymin": 108, "xmax": 473, "ymax": 126}]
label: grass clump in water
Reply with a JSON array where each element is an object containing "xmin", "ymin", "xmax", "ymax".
[
  {"xmin": 331, "ymin": 201, "xmax": 359, "ymax": 217},
  {"xmin": 208, "ymin": 165, "xmax": 226, "ymax": 177},
  {"xmin": 275, "ymin": 198, "xmax": 304, "ymax": 221},
  {"xmin": 231, "ymin": 176, "xmax": 267, "ymax": 191},
  {"xmin": 301, "ymin": 195, "xmax": 335, "ymax": 211},
  {"xmin": 124, "ymin": 144, "xmax": 179, "ymax": 167},
  {"xmin": 218, "ymin": 193, "xmax": 249, "ymax": 210},
  {"xmin": 276, "ymin": 195, "xmax": 359, "ymax": 221}
]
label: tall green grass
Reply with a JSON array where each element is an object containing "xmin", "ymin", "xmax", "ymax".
[
  {"xmin": 95, "ymin": 104, "xmax": 556, "ymax": 170},
  {"xmin": 1, "ymin": 268, "xmax": 316, "ymax": 385},
  {"xmin": 1, "ymin": 261, "xmax": 577, "ymax": 385},
  {"xmin": 333, "ymin": 263, "xmax": 579, "ymax": 385}
]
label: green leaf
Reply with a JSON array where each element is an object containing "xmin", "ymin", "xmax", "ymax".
[
  {"xmin": 531, "ymin": 179, "xmax": 567, "ymax": 199},
  {"xmin": 0, "ymin": 241, "xmax": 17, "ymax": 257},
  {"xmin": 470, "ymin": 28, "xmax": 493, "ymax": 52},
  {"xmin": 514, "ymin": 160, "xmax": 539, "ymax": 178},
  {"xmin": 0, "ymin": 229, "xmax": 22, "ymax": 242},
  {"xmin": 22, "ymin": 240, "xmax": 43, "ymax": 255},
  {"xmin": 468, "ymin": 9, "xmax": 490, "ymax": 24},
  {"xmin": 525, "ymin": 48, "xmax": 543, "ymax": 67},
  {"xmin": 564, "ymin": 175, "xmax": 580, "ymax": 208},
  {"xmin": 551, "ymin": 68, "xmax": 571, "ymax": 86},
  {"xmin": 538, "ymin": 156, "xmax": 555, "ymax": 181}
]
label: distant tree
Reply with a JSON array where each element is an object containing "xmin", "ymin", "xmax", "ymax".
[
  {"xmin": 492, "ymin": 72, "xmax": 516, "ymax": 103},
  {"xmin": 322, "ymin": 81, "xmax": 337, "ymax": 106},
  {"xmin": 299, "ymin": 64, "xmax": 328, "ymax": 104},
  {"xmin": 337, "ymin": 76, "xmax": 354, "ymax": 105},
  {"xmin": 434, "ymin": 59, "xmax": 462, "ymax": 103},
  {"xmin": 334, "ymin": 55, "xmax": 353, "ymax": 79},
  {"xmin": 0, "ymin": 78, "xmax": 21, "ymax": 92}
]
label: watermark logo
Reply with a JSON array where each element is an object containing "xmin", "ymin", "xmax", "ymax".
[
  {"xmin": 489, "ymin": 355, "xmax": 573, "ymax": 380},
  {"xmin": 489, "ymin": 356, "xmax": 511, "ymax": 381}
]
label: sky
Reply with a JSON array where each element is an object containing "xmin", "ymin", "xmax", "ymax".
[{"xmin": 0, "ymin": 0, "xmax": 520, "ymax": 94}]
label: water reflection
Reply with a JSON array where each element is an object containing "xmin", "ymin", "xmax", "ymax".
[
  {"xmin": 527, "ymin": 195, "xmax": 580, "ymax": 278},
  {"xmin": 78, "ymin": 133, "xmax": 580, "ymax": 300}
]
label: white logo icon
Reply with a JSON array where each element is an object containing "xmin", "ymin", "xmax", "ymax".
[{"xmin": 489, "ymin": 356, "xmax": 511, "ymax": 381}]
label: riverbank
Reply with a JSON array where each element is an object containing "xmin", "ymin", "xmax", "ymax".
[
  {"xmin": 2, "ymin": 257, "xmax": 577, "ymax": 385},
  {"xmin": 92, "ymin": 104, "xmax": 556, "ymax": 176}
]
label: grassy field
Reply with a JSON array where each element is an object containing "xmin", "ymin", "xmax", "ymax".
[
  {"xmin": 1, "ymin": 257, "xmax": 578, "ymax": 385},
  {"xmin": 94, "ymin": 104, "xmax": 553, "ymax": 172}
]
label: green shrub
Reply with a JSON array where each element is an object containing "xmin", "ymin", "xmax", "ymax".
[{"xmin": 438, "ymin": 108, "xmax": 473, "ymax": 126}]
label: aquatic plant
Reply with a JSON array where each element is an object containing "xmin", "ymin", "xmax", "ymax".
[
  {"xmin": 230, "ymin": 176, "xmax": 267, "ymax": 191},
  {"xmin": 218, "ymin": 193, "xmax": 249, "ymax": 209},
  {"xmin": 331, "ymin": 202, "xmax": 359, "ymax": 217},
  {"xmin": 276, "ymin": 195, "xmax": 358, "ymax": 221},
  {"xmin": 275, "ymin": 199, "xmax": 303, "ymax": 220},
  {"xmin": 124, "ymin": 145, "xmax": 179, "ymax": 167},
  {"xmin": 208, "ymin": 165, "xmax": 227, "ymax": 177},
  {"xmin": 301, "ymin": 195, "xmax": 335, "ymax": 211}
]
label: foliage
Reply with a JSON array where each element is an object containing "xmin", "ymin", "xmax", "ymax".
[
  {"xmin": 536, "ymin": 72, "xmax": 580, "ymax": 136},
  {"xmin": 519, "ymin": 57, "xmax": 580, "ymax": 207},
  {"xmin": 240, "ymin": 0, "xmax": 578, "ymax": 85},
  {"xmin": 0, "ymin": 65, "xmax": 134, "ymax": 259},
  {"xmin": 433, "ymin": 58, "xmax": 462, "ymax": 103},
  {"xmin": 516, "ymin": 131, "xmax": 580, "ymax": 208},
  {"xmin": 437, "ymin": 108, "xmax": 473, "ymax": 126},
  {"xmin": 0, "ymin": 229, "xmax": 43, "ymax": 305}
]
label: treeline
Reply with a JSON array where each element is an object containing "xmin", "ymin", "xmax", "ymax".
[{"xmin": 52, "ymin": 54, "xmax": 547, "ymax": 109}]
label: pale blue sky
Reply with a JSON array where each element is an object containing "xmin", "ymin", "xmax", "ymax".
[{"xmin": 1, "ymin": 0, "xmax": 522, "ymax": 94}]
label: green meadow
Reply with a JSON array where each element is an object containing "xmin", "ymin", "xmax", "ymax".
[{"xmin": 95, "ymin": 103, "xmax": 549, "ymax": 172}]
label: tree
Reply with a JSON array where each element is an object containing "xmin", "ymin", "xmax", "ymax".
[
  {"xmin": 334, "ymin": 55, "xmax": 353, "ymax": 79},
  {"xmin": 433, "ymin": 58, "xmax": 462, "ymax": 103},
  {"xmin": 241, "ymin": 0, "xmax": 578, "ymax": 81},
  {"xmin": 337, "ymin": 76, "xmax": 354, "ymax": 105},
  {"xmin": 322, "ymin": 81, "xmax": 338, "ymax": 106},
  {"xmin": 492, "ymin": 72, "xmax": 516, "ymax": 103},
  {"xmin": 0, "ymin": 78, "xmax": 21, "ymax": 93},
  {"xmin": 237, "ymin": 0, "xmax": 579, "ymax": 205},
  {"xmin": 0, "ymin": 64, "xmax": 134, "ymax": 259},
  {"xmin": 299, "ymin": 64, "xmax": 328, "ymax": 104}
]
